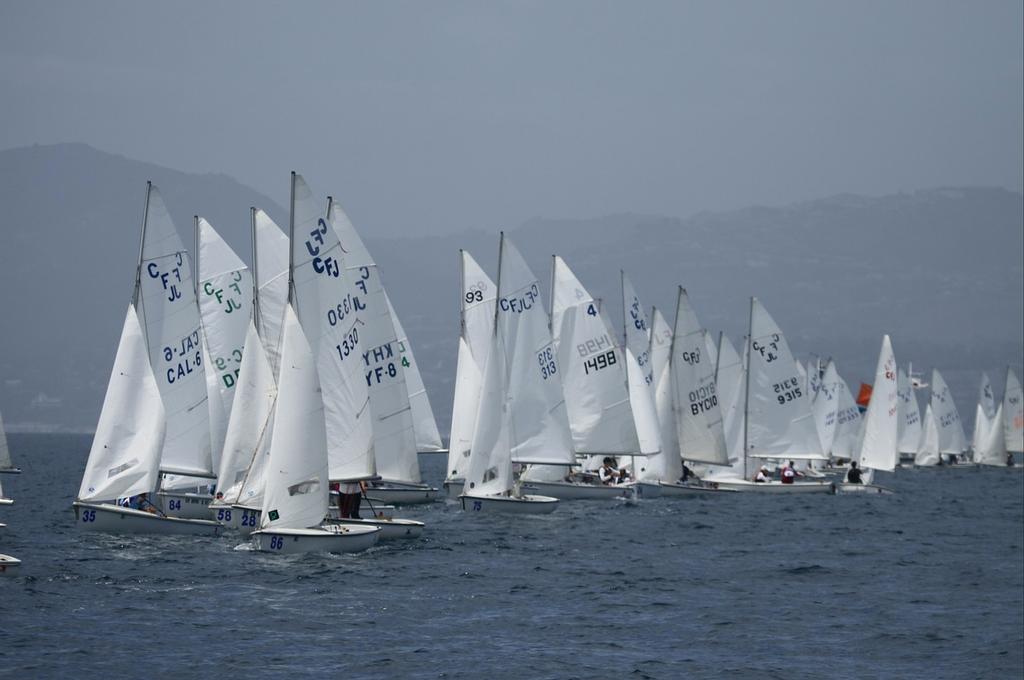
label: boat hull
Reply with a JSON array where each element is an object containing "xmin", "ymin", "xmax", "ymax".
[
  {"xmin": 459, "ymin": 493, "xmax": 559, "ymax": 514},
  {"xmin": 710, "ymin": 480, "xmax": 836, "ymax": 494},
  {"xmin": 327, "ymin": 503, "xmax": 396, "ymax": 521},
  {"xmin": 250, "ymin": 525, "xmax": 380, "ymax": 554},
  {"xmin": 660, "ymin": 481, "xmax": 738, "ymax": 495},
  {"xmin": 365, "ymin": 483, "xmax": 439, "ymax": 505},
  {"xmin": 443, "ymin": 479, "xmax": 465, "ymax": 498},
  {"xmin": 209, "ymin": 503, "xmax": 262, "ymax": 535},
  {"xmin": 323, "ymin": 517, "xmax": 424, "ymax": 539},
  {"xmin": 0, "ymin": 468, "xmax": 21, "ymax": 474},
  {"xmin": 627, "ymin": 481, "xmax": 662, "ymax": 498},
  {"xmin": 838, "ymin": 483, "xmax": 895, "ymax": 495},
  {"xmin": 0, "ymin": 498, "xmax": 12, "ymax": 506},
  {"xmin": 0, "ymin": 554, "xmax": 20, "ymax": 573},
  {"xmin": 157, "ymin": 491, "xmax": 213, "ymax": 519},
  {"xmin": 73, "ymin": 502, "xmax": 223, "ymax": 535},
  {"xmin": 519, "ymin": 480, "xmax": 634, "ymax": 500}
]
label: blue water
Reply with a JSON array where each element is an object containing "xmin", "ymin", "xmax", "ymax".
[{"xmin": 0, "ymin": 434, "xmax": 1021, "ymax": 679}]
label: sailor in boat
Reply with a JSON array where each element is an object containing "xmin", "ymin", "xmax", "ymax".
[
  {"xmin": 845, "ymin": 461, "xmax": 863, "ymax": 484},
  {"xmin": 753, "ymin": 466, "xmax": 771, "ymax": 483},
  {"xmin": 1007, "ymin": 452, "xmax": 1015, "ymax": 467},
  {"xmin": 679, "ymin": 462, "xmax": 699, "ymax": 484},
  {"xmin": 126, "ymin": 493, "xmax": 161, "ymax": 515},
  {"xmin": 332, "ymin": 481, "xmax": 363, "ymax": 519},
  {"xmin": 780, "ymin": 461, "xmax": 804, "ymax": 484},
  {"xmin": 598, "ymin": 457, "xmax": 630, "ymax": 485}
]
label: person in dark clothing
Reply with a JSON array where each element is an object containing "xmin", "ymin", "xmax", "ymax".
[{"xmin": 846, "ymin": 461, "xmax": 863, "ymax": 484}]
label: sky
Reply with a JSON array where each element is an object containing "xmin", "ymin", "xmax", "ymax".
[{"xmin": 1, "ymin": 1, "xmax": 1021, "ymax": 237}]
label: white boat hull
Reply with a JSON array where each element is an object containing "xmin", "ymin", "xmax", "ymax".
[
  {"xmin": 0, "ymin": 498, "xmax": 12, "ymax": 506},
  {"xmin": 838, "ymin": 482, "xmax": 895, "ymax": 495},
  {"xmin": 326, "ymin": 503, "xmax": 396, "ymax": 521},
  {"xmin": 460, "ymin": 493, "xmax": 559, "ymax": 514},
  {"xmin": 251, "ymin": 524, "xmax": 380, "ymax": 554},
  {"xmin": 209, "ymin": 503, "xmax": 262, "ymax": 535},
  {"xmin": 519, "ymin": 480, "xmax": 633, "ymax": 500},
  {"xmin": 324, "ymin": 517, "xmax": 425, "ymax": 539},
  {"xmin": 365, "ymin": 484, "xmax": 439, "ymax": 505},
  {"xmin": 443, "ymin": 479, "xmax": 464, "ymax": 498},
  {"xmin": 660, "ymin": 481, "xmax": 738, "ymax": 496},
  {"xmin": 157, "ymin": 491, "xmax": 213, "ymax": 519},
  {"xmin": 73, "ymin": 502, "xmax": 223, "ymax": 535},
  {"xmin": 710, "ymin": 479, "xmax": 836, "ymax": 494},
  {"xmin": 627, "ymin": 481, "xmax": 662, "ymax": 498},
  {"xmin": 0, "ymin": 553, "xmax": 20, "ymax": 573},
  {"xmin": 0, "ymin": 468, "xmax": 21, "ymax": 474}
]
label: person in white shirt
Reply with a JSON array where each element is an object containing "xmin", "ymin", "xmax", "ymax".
[{"xmin": 754, "ymin": 466, "xmax": 771, "ymax": 483}]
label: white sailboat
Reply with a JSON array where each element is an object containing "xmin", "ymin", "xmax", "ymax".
[
  {"xmin": 971, "ymin": 372, "xmax": 998, "ymax": 462},
  {"xmin": 973, "ymin": 402, "xmax": 1007, "ymax": 467},
  {"xmin": 897, "ymin": 366, "xmax": 922, "ymax": 464},
  {"xmin": 929, "ymin": 369, "xmax": 968, "ymax": 464},
  {"xmin": 830, "ymin": 370, "xmax": 863, "ymax": 463},
  {"xmin": 0, "ymin": 410, "xmax": 20, "ymax": 474},
  {"xmin": 1004, "ymin": 368, "xmax": 1023, "ymax": 458},
  {"xmin": 839, "ymin": 335, "xmax": 898, "ymax": 494},
  {"xmin": 520, "ymin": 257, "xmax": 650, "ymax": 500},
  {"xmin": 387, "ymin": 293, "xmax": 445, "ymax": 453},
  {"xmin": 160, "ymin": 216, "xmax": 254, "ymax": 518},
  {"xmin": 915, "ymin": 404, "xmax": 941, "ymax": 466},
  {"xmin": 73, "ymin": 184, "xmax": 221, "ymax": 534},
  {"xmin": 250, "ymin": 305, "xmax": 380, "ymax": 553},
  {"xmin": 444, "ymin": 250, "xmax": 496, "ymax": 497},
  {"xmin": 712, "ymin": 298, "xmax": 834, "ymax": 493},
  {"xmin": 326, "ymin": 199, "xmax": 437, "ymax": 503},
  {"xmin": 460, "ymin": 234, "xmax": 569, "ymax": 513}
]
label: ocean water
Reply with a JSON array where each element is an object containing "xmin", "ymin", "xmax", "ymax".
[{"xmin": 0, "ymin": 434, "xmax": 1021, "ymax": 679}]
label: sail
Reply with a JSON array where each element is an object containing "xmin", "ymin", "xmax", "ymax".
[
  {"xmin": 386, "ymin": 293, "xmax": 444, "ymax": 452},
  {"xmin": 463, "ymin": 332, "xmax": 514, "ymax": 496},
  {"xmin": 978, "ymin": 372, "xmax": 998, "ymax": 419},
  {"xmin": 622, "ymin": 273, "xmax": 654, "ymax": 387},
  {"xmin": 197, "ymin": 217, "xmax": 253, "ymax": 469},
  {"xmin": 78, "ymin": 306, "xmax": 165, "ymax": 502},
  {"xmin": 552, "ymin": 257, "xmax": 638, "ymax": 455},
  {"xmin": 289, "ymin": 174, "xmax": 374, "ymax": 481},
  {"xmin": 1004, "ymin": 368, "xmax": 1024, "ymax": 453},
  {"xmin": 975, "ymin": 403, "xmax": 1008, "ymax": 466},
  {"xmin": 930, "ymin": 369, "xmax": 967, "ymax": 454},
  {"xmin": 831, "ymin": 373, "xmax": 863, "ymax": 460},
  {"xmin": 260, "ymin": 305, "xmax": 329, "ymax": 530},
  {"xmin": 648, "ymin": 307, "xmax": 681, "ymax": 482},
  {"xmin": 215, "ymin": 321, "xmax": 277, "ymax": 506},
  {"xmin": 669, "ymin": 288, "xmax": 728, "ymax": 466},
  {"xmin": 327, "ymin": 199, "xmax": 419, "ymax": 484},
  {"xmin": 857, "ymin": 336, "xmax": 899, "ymax": 472},
  {"xmin": 621, "ymin": 272, "xmax": 661, "ymax": 455},
  {"xmin": 0, "ymin": 410, "xmax": 11, "ymax": 472},
  {"xmin": 497, "ymin": 235, "xmax": 574, "ymax": 466},
  {"xmin": 745, "ymin": 299, "xmax": 827, "ymax": 460},
  {"xmin": 135, "ymin": 184, "xmax": 212, "ymax": 478},
  {"xmin": 811, "ymin": 361, "xmax": 841, "ymax": 455},
  {"xmin": 447, "ymin": 250, "xmax": 496, "ymax": 480},
  {"xmin": 253, "ymin": 209, "xmax": 290, "ymax": 376},
  {"xmin": 897, "ymin": 366, "xmax": 922, "ymax": 454},
  {"xmin": 915, "ymin": 404, "xmax": 941, "ymax": 466}
]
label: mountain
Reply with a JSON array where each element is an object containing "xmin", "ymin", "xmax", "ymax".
[{"xmin": 1, "ymin": 143, "xmax": 1021, "ymax": 433}]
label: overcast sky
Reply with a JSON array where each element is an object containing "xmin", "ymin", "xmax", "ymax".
[{"xmin": 2, "ymin": 1, "xmax": 1021, "ymax": 236}]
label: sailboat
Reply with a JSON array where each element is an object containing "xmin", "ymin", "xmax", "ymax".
[
  {"xmin": 326, "ymin": 199, "xmax": 437, "ymax": 504},
  {"xmin": 711, "ymin": 298, "xmax": 834, "ymax": 493},
  {"xmin": 0, "ymin": 410, "xmax": 20, "ymax": 474},
  {"xmin": 897, "ymin": 366, "xmax": 922, "ymax": 465},
  {"xmin": 249, "ymin": 305, "xmax": 380, "ymax": 553},
  {"xmin": 159, "ymin": 216, "xmax": 254, "ymax": 519},
  {"xmin": 444, "ymin": 250, "xmax": 496, "ymax": 498},
  {"xmin": 838, "ymin": 336, "xmax": 898, "ymax": 494},
  {"xmin": 459, "ymin": 234, "xmax": 570, "ymax": 513},
  {"xmin": 520, "ymin": 258, "xmax": 655, "ymax": 500},
  {"xmin": 915, "ymin": 404, "xmax": 941, "ymax": 466},
  {"xmin": 73, "ymin": 184, "xmax": 221, "ymax": 534},
  {"xmin": 971, "ymin": 373, "xmax": 998, "ymax": 463},
  {"xmin": 1004, "ymin": 368, "xmax": 1023, "ymax": 461},
  {"xmin": 929, "ymin": 369, "xmax": 968, "ymax": 465}
]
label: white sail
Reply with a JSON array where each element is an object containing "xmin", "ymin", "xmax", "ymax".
[
  {"xmin": 289, "ymin": 174, "xmax": 374, "ymax": 481},
  {"xmin": 253, "ymin": 209, "xmax": 290, "ymax": 376},
  {"xmin": 260, "ymin": 305, "xmax": 329, "ymax": 530},
  {"xmin": 447, "ymin": 250, "xmax": 496, "ymax": 480},
  {"xmin": 135, "ymin": 184, "xmax": 212, "ymax": 478},
  {"xmin": 463, "ymin": 331, "xmax": 514, "ymax": 496},
  {"xmin": 77, "ymin": 305, "xmax": 166, "ymax": 502},
  {"xmin": 649, "ymin": 307, "xmax": 681, "ymax": 481},
  {"xmin": 552, "ymin": 257, "xmax": 638, "ymax": 455},
  {"xmin": 197, "ymin": 217, "xmax": 254, "ymax": 469},
  {"xmin": 978, "ymin": 372, "xmax": 998, "ymax": 419},
  {"xmin": 670, "ymin": 288, "xmax": 728, "ymax": 466},
  {"xmin": 811, "ymin": 360, "xmax": 841, "ymax": 455},
  {"xmin": 386, "ymin": 293, "xmax": 444, "ymax": 452},
  {"xmin": 215, "ymin": 321, "xmax": 277, "ymax": 505},
  {"xmin": 831, "ymin": 372, "xmax": 863, "ymax": 460},
  {"xmin": 857, "ymin": 336, "xmax": 899, "ymax": 472},
  {"xmin": 975, "ymin": 403, "xmax": 1008, "ymax": 466},
  {"xmin": 622, "ymin": 273, "xmax": 654, "ymax": 387},
  {"xmin": 930, "ymin": 369, "xmax": 967, "ymax": 454},
  {"xmin": 915, "ymin": 404, "xmax": 941, "ymax": 466},
  {"xmin": 897, "ymin": 366, "xmax": 922, "ymax": 454},
  {"xmin": 327, "ymin": 199, "xmax": 419, "ymax": 485},
  {"xmin": 0, "ymin": 410, "xmax": 11, "ymax": 472},
  {"xmin": 497, "ymin": 235, "xmax": 574, "ymax": 466},
  {"xmin": 1004, "ymin": 368, "xmax": 1024, "ymax": 453},
  {"xmin": 745, "ymin": 299, "xmax": 826, "ymax": 460},
  {"xmin": 621, "ymin": 272, "xmax": 662, "ymax": 455}
]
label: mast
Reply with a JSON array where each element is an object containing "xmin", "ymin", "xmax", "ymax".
[
  {"xmin": 458, "ymin": 249, "xmax": 467, "ymax": 338},
  {"xmin": 742, "ymin": 297, "xmax": 754, "ymax": 480},
  {"xmin": 714, "ymin": 330, "xmax": 724, "ymax": 384},
  {"xmin": 131, "ymin": 181, "xmax": 153, "ymax": 308},
  {"xmin": 287, "ymin": 172, "xmax": 296, "ymax": 305},
  {"xmin": 250, "ymin": 207, "xmax": 261, "ymax": 329},
  {"xmin": 548, "ymin": 254, "xmax": 556, "ymax": 333},
  {"xmin": 193, "ymin": 215, "xmax": 200, "ymax": 298}
]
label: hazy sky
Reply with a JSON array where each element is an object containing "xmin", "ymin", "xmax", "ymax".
[{"xmin": 2, "ymin": 1, "xmax": 1021, "ymax": 236}]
